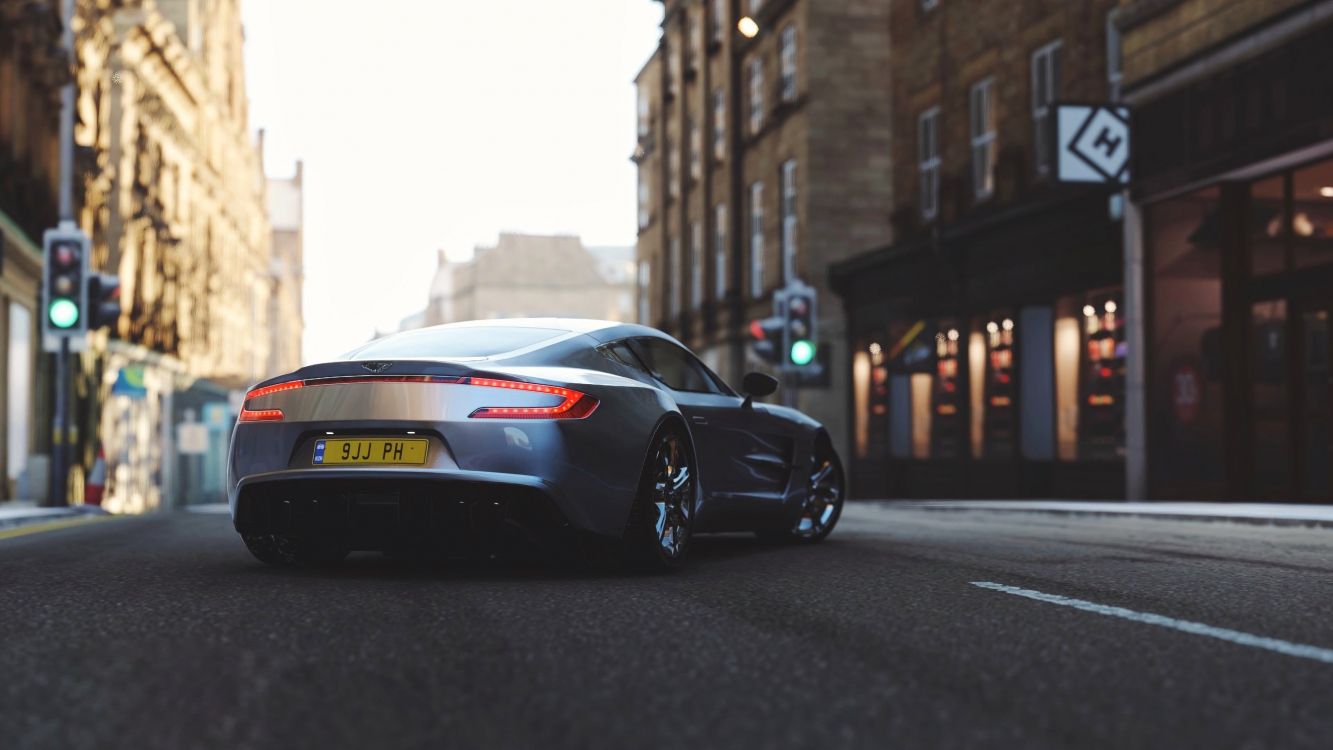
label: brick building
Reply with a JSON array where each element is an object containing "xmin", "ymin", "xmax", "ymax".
[
  {"xmin": 1121, "ymin": 0, "xmax": 1333, "ymax": 501},
  {"xmin": 635, "ymin": 0, "xmax": 893, "ymax": 464},
  {"xmin": 831, "ymin": 0, "xmax": 1126, "ymax": 498}
]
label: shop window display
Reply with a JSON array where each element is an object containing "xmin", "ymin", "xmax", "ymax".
[
  {"xmin": 931, "ymin": 324, "xmax": 964, "ymax": 459},
  {"xmin": 980, "ymin": 314, "xmax": 1017, "ymax": 460},
  {"xmin": 1292, "ymin": 158, "xmax": 1333, "ymax": 270}
]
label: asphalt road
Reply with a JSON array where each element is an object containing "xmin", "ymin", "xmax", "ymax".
[{"xmin": 2, "ymin": 504, "xmax": 1331, "ymax": 750}]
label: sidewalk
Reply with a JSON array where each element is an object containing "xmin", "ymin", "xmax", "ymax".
[
  {"xmin": 884, "ymin": 500, "xmax": 1333, "ymax": 529},
  {"xmin": 0, "ymin": 500, "xmax": 109, "ymax": 531}
]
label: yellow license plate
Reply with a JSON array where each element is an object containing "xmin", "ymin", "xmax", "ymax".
[{"xmin": 314, "ymin": 438, "xmax": 428, "ymax": 466}]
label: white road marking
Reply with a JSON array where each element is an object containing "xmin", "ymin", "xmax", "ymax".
[{"xmin": 971, "ymin": 581, "xmax": 1333, "ymax": 666}]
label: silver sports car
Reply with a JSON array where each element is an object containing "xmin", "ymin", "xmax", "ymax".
[{"xmin": 228, "ymin": 319, "xmax": 844, "ymax": 569}]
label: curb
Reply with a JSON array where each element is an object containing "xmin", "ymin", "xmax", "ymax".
[
  {"xmin": 870, "ymin": 501, "xmax": 1333, "ymax": 530},
  {"xmin": 0, "ymin": 505, "xmax": 110, "ymax": 532}
]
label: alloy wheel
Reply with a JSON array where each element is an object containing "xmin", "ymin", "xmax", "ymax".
[{"xmin": 650, "ymin": 433, "xmax": 693, "ymax": 559}]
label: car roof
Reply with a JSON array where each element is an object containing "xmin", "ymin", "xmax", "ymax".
[{"xmin": 429, "ymin": 318, "xmax": 623, "ymax": 334}]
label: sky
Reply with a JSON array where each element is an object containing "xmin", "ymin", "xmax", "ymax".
[{"xmin": 242, "ymin": 0, "xmax": 664, "ymax": 364}]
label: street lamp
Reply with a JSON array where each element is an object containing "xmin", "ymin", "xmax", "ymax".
[{"xmin": 738, "ymin": 16, "xmax": 759, "ymax": 38}]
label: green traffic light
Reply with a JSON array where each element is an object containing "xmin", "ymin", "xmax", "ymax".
[
  {"xmin": 790, "ymin": 339, "xmax": 816, "ymax": 366},
  {"xmin": 49, "ymin": 298, "xmax": 79, "ymax": 329}
]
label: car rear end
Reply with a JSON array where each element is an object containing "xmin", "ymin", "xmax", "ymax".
[{"xmin": 228, "ymin": 351, "xmax": 665, "ymax": 559}]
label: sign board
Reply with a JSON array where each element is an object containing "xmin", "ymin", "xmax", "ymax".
[
  {"xmin": 203, "ymin": 402, "xmax": 230, "ymax": 429},
  {"xmin": 177, "ymin": 423, "xmax": 209, "ymax": 456},
  {"xmin": 1057, "ymin": 104, "xmax": 1130, "ymax": 184}
]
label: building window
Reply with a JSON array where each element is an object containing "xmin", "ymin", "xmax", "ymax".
[
  {"xmin": 748, "ymin": 0, "xmax": 765, "ymax": 15},
  {"xmin": 748, "ymin": 58, "xmax": 765, "ymax": 135},
  {"xmin": 714, "ymin": 203, "xmax": 728, "ymax": 299},
  {"xmin": 922, "ymin": 0, "xmax": 939, "ymax": 10},
  {"xmin": 637, "ymin": 85, "xmax": 651, "ymax": 139},
  {"xmin": 970, "ymin": 77, "xmax": 996, "ymax": 200},
  {"xmin": 749, "ymin": 182, "xmax": 765, "ymax": 296},
  {"xmin": 780, "ymin": 24, "xmax": 797, "ymax": 102},
  {"xmin": 712, "ymin": 88, "xmax": 726, "ymax": 161},
  {"xmin": 712, "ymin": 0, "xmax": 727, "ymax": 45},
  {"xmin": 638, "ymin": 261, "xmax": 651, "ymax": 324},
  {"xmin": 638, "ymin": 170, "xmax": 652, "ymax": 229},
  {"xmin": 667, "ymin": 134, "xmax": 680, "ymax": 201},
  {"xmin": 918, "ymin": 107, "xmax": 941, "ymax": 220},
  {"xmin": 691, "ymin": 220, "xmax": 704, "ymax": 308},
  {"xmin": 669, "ymin": 236, "xmax": 682, "ymax": 318},
  {"xmin": 687, "ymin": 11, "xmax": 701, "ymax": 71},
  {"xmin": 1031, "ymin": 40, "xmax": 1061, "ymax": 176},
  {"xmin": 665, "ymin": 35, "xmax": 677, "ymax": 100},
  {"xmin": 780, "ymin": 159, "xmax": 798, "ymax": 283},
  {"xmin": 689, "ymin": 118, "xmax": 702, "ymax": 181}
]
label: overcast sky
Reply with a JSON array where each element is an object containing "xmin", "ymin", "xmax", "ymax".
[{"xmin": 242, "ymin": 0, "xmax": 664, "ymax": 364}]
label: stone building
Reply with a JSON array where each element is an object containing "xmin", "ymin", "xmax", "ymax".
[
  {"xmin": 636, "ymin": 0, "xmax": 894, "ymax": 464},
  {"xmin": 0, "ymin": 1, "xmax": 66, "ymax": 500},
  {"xmin": 266, "ymin": 158, "xmax": 304, "ymax": 377},
  {"xmin": 69, "ymin": 0, "xmax": 274, "ymax": 511},
  {"xmin": 1120, "ymin": 0, "xmax": 1333, "ymax": 501},
  {"xmin": 424, "ymin": 233, "xmax": 636, "ymax": 326},
  {"xmin": 830, "ymin": 0, "xmax": 1125, "ymax": 499}
]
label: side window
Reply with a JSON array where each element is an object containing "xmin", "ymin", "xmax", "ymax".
[{"xmin": 628, "ymin": 339, "xmax": 718, "ymax": 394}]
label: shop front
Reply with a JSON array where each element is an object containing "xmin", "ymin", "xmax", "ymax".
[
  {"xmin": 833, "ymin": 189, "xmax": 1125, "ymax": 499},
  {"xmin": 1131, "ymin": 15, "xmax": 1333, "ymax": 501},
  {"xmin": 0, "ymin": 213, "xmax": 43, "ymax": 501}
]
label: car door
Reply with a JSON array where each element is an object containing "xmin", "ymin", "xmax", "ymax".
[{"xmin": 624, "ymin": 338, "xmax": 794, "ymax": 515}]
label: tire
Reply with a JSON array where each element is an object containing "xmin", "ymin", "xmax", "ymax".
[
  {"xmin": 620, "ymin": 422, "xmax": 696, "ymax": 571},
  {"xmin": 242, "ymin": 534, "xmax": 347, "ymax": 567},
  {"xmin": 758, "ymin": 437, "xmax": 845, "ymax": 544}
]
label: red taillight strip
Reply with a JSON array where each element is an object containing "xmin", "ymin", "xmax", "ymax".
[
  {"xmin": 238, "ymin": 375, "xmax": 598, "ymax": 423},
  {"xmin": 466, "ymin": 377, "xmax": 599, "ymax": 420},
  {"xmin": 238, "ymin": 380, "xmax": 304, "ymax": 422}
]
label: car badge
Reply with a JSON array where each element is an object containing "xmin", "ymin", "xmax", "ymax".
[{"xmin": 361, "ymin": 361, "xmax": 392, "ymax": 374}]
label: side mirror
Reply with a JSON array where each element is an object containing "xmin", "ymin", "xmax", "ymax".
[{"xmin": 741, "ymin": 372, "xmax": 779, "ymax": 408}]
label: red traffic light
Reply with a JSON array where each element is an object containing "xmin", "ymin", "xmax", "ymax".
[
  {"xmin": 54, "ymin": 243, "xmax": 79, "ymax": 267},
  {"xmin": 749, "ymin": 319, "xmax": 767, "ymax": 341}
]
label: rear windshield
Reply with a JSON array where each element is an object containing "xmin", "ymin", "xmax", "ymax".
[{"xmin": 344, "ymin": 326, "xmax": 565, "ymax": 360}]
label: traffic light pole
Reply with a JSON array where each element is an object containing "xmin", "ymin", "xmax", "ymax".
[
  {"xmin": 50, "ymin": 337, "xmax": 69, "ymax": 507},
  {"xmin": 48, "ymin": 0, "xmax": 75, "ymax": 507}
]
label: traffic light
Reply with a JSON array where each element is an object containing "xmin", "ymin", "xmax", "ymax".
[
  {"xmin": 785, "ymin": 286, "xmax": 817, "ymax": 368},
  {"xmin": 42, "ymin": 226, "xmax": 89, "ymax": 340},
  {"xmin": 87, "ymin": 273, "xmax": 122, "ymax": 331},
  {"xmin": 748, "ymin": 315, "xmax": 786, "ymax": 366}
]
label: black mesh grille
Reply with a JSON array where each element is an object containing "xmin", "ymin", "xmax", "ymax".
[{"xmin": 235, "ymin": 478, "xmax": 569, "ymax": 555}]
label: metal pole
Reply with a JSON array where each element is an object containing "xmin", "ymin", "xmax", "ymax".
[
  {"xmin": 50, "ymin": 337, "xmax": 69, "ymax": 506},
  {"xmin": 1123, "ymin": 190, "xmax": 1147, "ymax": 500},
  {"xmin": 58, "ymin": 0, "xmax": 75, "ymax": 221},
  {"xmin": 51, "ymin": 0, "xmax": 76, "ymax": 506}
]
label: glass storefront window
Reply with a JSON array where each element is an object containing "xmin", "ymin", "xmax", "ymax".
[
  {"xmin": 1148, "ymin": 187, "xmax": 1226, "ymax": 492},
  {"xmin": 1292, "ymin": 158, "xmax": 1333, "ymax": 269},
  {"xmin": 1251, "ymin": 300, "xmax": 1290, "ymax": 495},
  {"xmin": 1249, "ymin": 175, "xmax": 1287, "ymax": 276},
  {"xmin": 931, "ymin": 322, "xmax": 964, "ymax": 458},
  {"xmin": 1055, "ymin": 289, "xmax": 1126, "ymax": 462},
  {"xmin": 977, "ymin": 312, "xmax": 1017, "ymax": 460},
  {"xmin": 1301, "ymin": 309, "xmax": 1331, "ymax": 497}
]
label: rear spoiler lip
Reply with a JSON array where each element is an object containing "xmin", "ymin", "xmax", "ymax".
[{"xmin": 244, "ymin": 361, "xmax": 559, "ymax": 394}]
